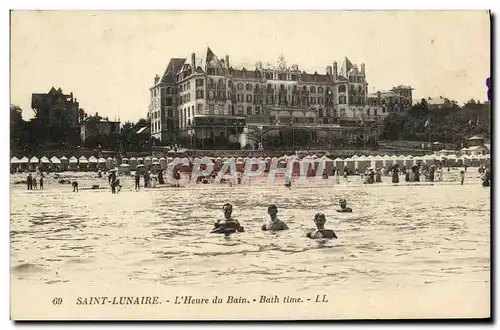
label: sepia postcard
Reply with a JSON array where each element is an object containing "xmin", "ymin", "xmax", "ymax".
[{"xmin": 9, "ymin": 10, "xmax": 491, "ymax": 320}]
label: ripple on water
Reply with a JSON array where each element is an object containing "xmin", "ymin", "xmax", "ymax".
[{"xmin": 10, "ymin": 179, "xmax": 490, "ymax": 288}]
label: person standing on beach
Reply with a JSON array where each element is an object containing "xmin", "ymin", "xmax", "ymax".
[
  {"xmin": 32, "ymin": 176, "xmax": 37, "ymax": 189},
  {"xmin": 39, "ymin": 177, "xmax": 44, "ymax": 190},
  {"xmin": 26, "ymin": 174, "xmax": 32, "ymax": 190},
  {"xmin": 460, "ymin": 170, "xmax": 465, "ymax": 185},
  {"xmin": 262, "ymin": 205, "xmax": 288, "ymax": 231},
  {"xmin": 135, "ymin": 171, "xmax": 140, "ymax": 190}
]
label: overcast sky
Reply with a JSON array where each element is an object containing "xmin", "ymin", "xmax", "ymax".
[{"xmin": 11, "ymin": 10, "xmax": 490, "ymax": 122}]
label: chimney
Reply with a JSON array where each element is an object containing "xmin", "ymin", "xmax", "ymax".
[
  {"xmin": 361, "ymin": 63, "xmax": 365, "ymax": 74},
  {"xmin": 191, "ymin": 53, "xmax": 196, "ymax": 69},
  {"xmin": 225, "ymin": 55, "xmax": 230, "ymax": 69},
  {"xmin": 154, "ymin": 74, "xmax": 160, "ymax": 84},
  {"xmin": 332, "ymin": 62, "xmax": 338, "ymax": 80},
  {"xmin": 326, "ymin": 66, "xmax": 332, "ymax": 76}
]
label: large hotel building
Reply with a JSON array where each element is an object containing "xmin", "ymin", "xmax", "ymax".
[{"xmin": 148, "ymin": 47, "xmax": 413, "ymax": 148}]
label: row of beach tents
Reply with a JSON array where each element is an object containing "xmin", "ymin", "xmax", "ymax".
[{"xmin": 11, "ymin": 153, "xmax": 490, "ymax": 173}]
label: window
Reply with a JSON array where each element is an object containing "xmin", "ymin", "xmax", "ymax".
[
  {"xmin": 303, "ymin": 86, "xmax": 307, "ymax": 91},
  {"xmin": 196, "ymin": 103, "xmax": 203, "ymax": 114},
  {"xmin": 237, "ymin": 105, "xmax": 243, "ymax": 115},
  {"xmin": 166, "ymin": 87, "xmax": 172, "ymax": 94},
  {"xmin": 165, "ymin": 97, "xmax": 173, "ymax": 106},
  {"xmin": 237, "ymin": 83, "xmax": 243, "ymax": 91},
  {"xmin": 374, "ymin": 109, "xmax": 378, "ymax": 116},
  {"xmin": 310, "ymin": 86, "xmax": 316, "ymax": 93},
  {"xmin": 208, "ymin": 78, "xmax": 214, "ymax": 87},
  {"xmin": 187, "ymin": 82, "xmax": 191, "ymax": 89},
  {"xmin": 318, "ymin": 97, "xmax": 323, "ymax": 105},
  {"xmin": 338, "ymin": 85, "xmax": 346, "ymax": 93},
  {"xmin": 255, "ymin": 106, "xmax": 261, "ymax": 115},
  {"xmin": 237, "ymin": 94, "xmax": 244, "ymax": 102},
  {"xmin": 196, "ymin": 78, "xmax": 204, "ymax": 87},
  {"xmin": 367, "ymin": 109, "xmax": 371, "ymax": 116},
  {"xmin": 247, "ymin": 106, "xmax": 252, "ymax": 115},
  {"xmin": 168, "ymin": 108, "xmax": 173, "ymax": 117},
  {"xmin": 340, "ymin": 109, "xmax": 346, "ymax": 117},
  {"xmin": 246, "ymin": 83, "xmax": 252, "ymax": 91},
  {"xmin": 319, "ymin": 109, "xmax": 323, "ymax": 117},
  {"xmin": 196, "ymin": 90, "xmax": 204, "ymax": 99},
  {"xmin": 246, "ymin": 95, "xmax": 253, "ymax": 102},
  {"xmin": 326, "ymin": 109, "xmax": 331, "ymax": 117},
  {"xmin": 266, "ymin": 72, "xmax": 273, "ymax": 80},
  {"xmin": 209, "ymin": 104, "xmax": 214, "ymax": 114},
  {"xmin": 339, "ymin": 96, "xmax": 346, "ymax": 104},
  {"xmin": 310, "ymin": 97, "xmax": 315, "ymax": 104},
  {"xmin": 291, "ymin": 74, "xmax": 298, "ymax": 81},
  {"xmin": 318, "ymin": 87, "xmax": 323, "ymax": 93}
]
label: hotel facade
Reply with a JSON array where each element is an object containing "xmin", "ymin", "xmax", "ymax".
[{"xmin": 148, "ymin": 47, "xmax": 413, "ymax": 148}]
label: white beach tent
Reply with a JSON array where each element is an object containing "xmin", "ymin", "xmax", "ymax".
[
  {"xmin": 333, "ymin": 157, "xmax": 344, "ymax": 171},
  {"xmin": 121, "ymin": 157, "xmax": 129, "ymax": 164},
  {"xmin": 356, "ymin": 155, "xmax": 371, "ymax": 173},
  {"xmin": 371, "ymin": 155, "xmax": 383, "ymax": 169},
  {"xmin": 88, "ymin": 156, "xmax": 98, "ymax": 164},
  {"xmin": 40, "ymin": 156, "xmax": 50, "ymax": 164},
  {"xmin": 159, "ymin": 157, "xmax": 167, "ymax": 170},
  {"xmin": 344, "ymin": 157, "xmax": 355, "ymax": 173},
  {"xmin": 29, "ymin": 156, "xmax": 39, "ymax": 164},
  {"xmin": 137, "ymin": 157, "xmax": 144, "ymax": 165},
  {"xmin": 106, "ymin": 157, "xmax": 115, "ymax": 170},
  {"xmin": 97, "ymin": 157, "xmax": 106, "ymax": 169},
  {"xmin": 10, "ymin": 156, "xmax": 19, "ymax": 164},
  {"xmin": 19, "ymin": 156, "xmax": 29, "ymax": 164},
  {"xmin": 422, "ymin": 154, "xmax": 435, "ymax": 166},
  {"xmin": 403, "ymin": 155, "xmax": 413, "ymax": 167},
  {"xmin": 69, "ymin": 156, "xmax": 78, "ymax": 170},
  {"xmin": 382, "ymin": 155, "xmax": 393, "ymax": 168},
  {"xmin": 50, "ymin": 156, "xmax": 61, "ymax": 164},
  {"xmin": 129, "ymin": 157, "xmax": 137, "ymax": 170},
  {"xmin": 394, "ymin": 155, "xmax": 405, "ymax": 167},
  {"xmin": 144, "ymin": 157, "xmax": 152, "ymax": 166},
  {"xmin": 152, "ymin": 157, "xmax": 159, "ymax": 163},
  {"xmin": 79, "ymin": 156, "xmax": 88, "ymax": 164}
]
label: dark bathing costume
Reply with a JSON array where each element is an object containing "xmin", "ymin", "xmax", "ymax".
[
  {"xmin": 211, "ymin": 219, "xmax": 245, "ymax": 235},
  {"xmin": 306, "ymin": 229, "xmax": 337, "ymax": 239}
]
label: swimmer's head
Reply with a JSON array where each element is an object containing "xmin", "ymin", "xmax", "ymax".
[
  {"xmin": 314, "ymin": 213, "xmax": 326, "ymax": 228},
  {"xmin": 222, "ymin": 203, "xmax": 233, "ymax": 218},
  {"xmin": 339, "ymin": 199, "xmax": 347, "ymax": 208},
  {"xmin": 267, "ymin": 204, "xmax": 278, "ymax": 217}
]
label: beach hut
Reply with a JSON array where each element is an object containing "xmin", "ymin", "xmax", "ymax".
[
  {"xmin": 97, "ymin": 157, "xmax": 106, "ymax": 170},
  {"xmin": 128, "ymin": 157, "xmax": 137, "ymax": 170},
  {"xmin": 118, "ymin": 163, "xmax": 130, "ymax": 175},
  {"xmin": 393, "ymin": 155, "xmax": 405, "ymax": 168},
  {"xmin": 344, "ymin": 157, "xmax": 355, "ymax": 173},
  {"xmin": 136, "ymin": 157, "xmax": 144, "ymax": 165},
  {"xmin": 121, "ymin": 157, "xmax": 129, "ymax": 165},
  {"xmin": 29, "ymin": 156, "xmax": 39, "ymax": 171},
  {"xmin": 356, "ymin": 155, "xmax": 371, "ymax": 173},
  {"xmin": 333, "ymin": 157, "xmax": 344, "ymax": 172},
  {"xmin": 369, "ymin": 155, "xmax": 382, "ymax": 169},
  {"xmin": 351, "ymin": 155, "xmax": 359, "ymax": 160},
  {"xmin": 59, "ymin": 156, "xmax": 68, "ymax": 171},
  {"xmin": 318, "ymin": 155, "xmax": 334, "ymax": 174},
  {"xmin": 17, "ymin": 156, "xmax": 28, "ymax": 171},
  {"xmin": 51, "ymin": 156, "xmax": 62, "ymax": 171},
  {"xmin": 105, "ymin": 157, "xmax": 114, "ymax": 170},
  {"xmin": 69, "ymin": 156, "xmax": 78, "ymax": 171},
  {"xmin": 152, "ymin": 157, "xmax": 159, "ymax": 164},
  {"xmin": 159, "ymin": 157, "xmax": 167, "ymax": 170},
  {"xmin": 144, "ymin": 157, "xmax": 152, "ymax": 166},
  {"xmin": 402, "ymin": 155, "xmax": 413, "ymax": 167},
  {"xmin": 88, "ymin": 156, "xmax": 98, "ymax": 170},
  {"xmin": 78, "ymin": 156, "xmax": 89, "ymax": 170},
  {"xmin": 421, "ymin": 155, "xmax": 434, "ymax": 166},
  {"xmin": 10, "ymin": 156, "xmax": 19, "ymax": 172},
  {"xmin": 382, "ymin": 155, "xmax": 393, "ymax": 169}
]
